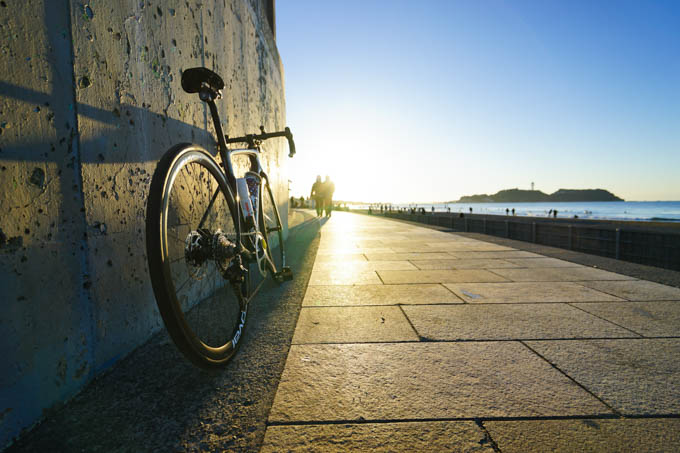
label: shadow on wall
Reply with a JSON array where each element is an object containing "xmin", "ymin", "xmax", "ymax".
[
  {"xmin": 0, "ymin": 66, "xmax": 215, "ymax": 451},
  {"xmin": 0, "ymin": 0, "xmax": 286, "ymax": 448}
]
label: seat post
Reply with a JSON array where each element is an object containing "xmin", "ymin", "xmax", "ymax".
[{"xmin": 207, "ymin": 99, "xmax": 235, "ymax": 188}]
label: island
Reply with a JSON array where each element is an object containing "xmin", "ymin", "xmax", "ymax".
[{"xmin": 455, "ymin": 188, "xmax": 623, "ymax": 203}]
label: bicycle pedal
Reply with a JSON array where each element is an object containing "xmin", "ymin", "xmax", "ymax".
[{"xmin": 278, "ymin": 266, "xmax": 293, "ymax": 281}]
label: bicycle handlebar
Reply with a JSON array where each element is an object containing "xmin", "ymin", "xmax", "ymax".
[{"xmin": 225, "ymin": 127, "xmax": 296, "ymax": 158}]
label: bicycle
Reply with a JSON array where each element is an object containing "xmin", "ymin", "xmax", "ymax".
[{"xmin": 145, "ymin": 67, "xmax": 296, "ymax": 368}]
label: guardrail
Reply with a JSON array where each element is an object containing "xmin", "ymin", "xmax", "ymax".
[{"xmin": 375, "ymin": 211, "xmax": 680, "ymax": 271}]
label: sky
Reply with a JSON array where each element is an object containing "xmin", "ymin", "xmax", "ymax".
[{"xmin": 276, "ymin": 0, "xmax": 680, "ymax": 203}]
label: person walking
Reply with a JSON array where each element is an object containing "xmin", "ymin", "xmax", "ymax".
[
  {"xmin": 321, "ymin": 175, "xmax": 335, "ymax": 217},
  {"xmin": 310, "ymin": 175, "xmax": 324, "ymax": 217}
]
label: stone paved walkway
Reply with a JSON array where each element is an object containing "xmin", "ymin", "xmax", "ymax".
[{"xmin": 261, "ymin": 212, "xmax": 680, "ymax": 452}]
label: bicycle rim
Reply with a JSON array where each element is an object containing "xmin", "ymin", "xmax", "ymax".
[
  {"xmin": 146, "ymin": 145, "xmax": 248, "ymax": 367},
  {"xmin": 260, "ymin": 176, "xmax": 285, "ymax": 275}
]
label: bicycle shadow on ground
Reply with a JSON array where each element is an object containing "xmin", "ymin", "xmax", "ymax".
[{"xmin": 6, "ymin": 218, "xmax": 321, "ymax": 452}]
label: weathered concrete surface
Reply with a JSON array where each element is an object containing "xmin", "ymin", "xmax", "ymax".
[
  {"xmin": 378, "ymin": 268, "xmax": 508, "ymax": 284},
  {"xmin": 579, "ymin": 280, "xmax": 680, "ymax": 301},
  {"xmin": 402, "ymin": 304, "xmax": 638, "ymax": 340},
  {"xmin": 573, "ymin": 301, "xmax": 680, "ymax": 337},
  {"xmin": 302, "ymin": 283, "xmax": 462, "ymax": 306},
  {"xmin": 410, "ymin": 258, "xmax": 519, "ymax": 269},
  {"xmin": 292, "ymin": 306, "xmax": 419, "ymax": 344},
  {"xmin": 1, "ymin": 0, "xmax": 285, "ymax": 447},
  {"xmin": 444, "ymin": 281, "xmax": 624, "ymax": 303},
  {"xmin": 268, "ymin": 342, "xmax": 611, "ymax": 422},
  {"xmin": 312, "ymin": 260, "xmax": 417, "ymax": 271},
  {"xmin": 262, "ymin": 421, "xmax": 495, "ymax": 453},
  {"xmin": 526, "ymin": 339, "xmax": 680, "ymax": 414},
  {"xmin": 307, "ymin": 268, "xmax": 383, "ymax": 285},
  {"xmin": 484, "ymin": 418, "xmax": 680, "ymax": 453},
  {"xmin": 265, "ymin": 212, "xmax": 680, "ymax": 450},
  {"xmin": 489, "ymin": 267, "xmax": 636, "ymax": 282}
]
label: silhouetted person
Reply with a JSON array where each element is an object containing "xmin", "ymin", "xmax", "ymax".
[
  {"xmin": 553, "ymin": 210, "xmax": 558, "ymax": 218},
  {"xmin": 310, "ymin": 175, "xmax": 323, "ymax": 217},
  {"xmin": 512, "ymin": 208, "xmax": 515, "ymax": 216},
  {"xmin": 506, "ymin": 208, "xmax": 509, "ymax": 215},
  {"xmin": 469, "ymin": 207, "xmax": 473, "ymax": 213},
  {"xmin": 322, "ymin": 175, "xmax": 335, "ymax": 217}
]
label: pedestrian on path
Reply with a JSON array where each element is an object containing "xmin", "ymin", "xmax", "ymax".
[
  {"xmin": 321, "ymin": 175, "xmax": 335, "ymax": 217},
  {"xmin": 310, "ymin": 175, "xmax": 324, "ymax": 217}
]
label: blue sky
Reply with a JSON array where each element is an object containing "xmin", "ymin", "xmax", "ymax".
[{"xmin": 276, "ymin": 1, "xmax": 680, "ymax": 202}]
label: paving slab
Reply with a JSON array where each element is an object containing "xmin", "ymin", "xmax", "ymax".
[
  {"xmin": 578, "ymin": 280, "xmax": 680, "ymax": 301},
  {"xmin": 490, "ymin": 267, "xmax": 636, "ymax": 282},
  {"xmin": 378, "ymin": 269, "xmax": 508, "ymax": 284},
  {"xmin": 526, "ymin": 339, "xmax": 680, "ymax": 415},
  {"xmin": 302, "ymin": 284, "xmax": 463, "ymax": 306},
  {"xmin": 504, "ymin": 257, "xmax": 584, "ymax": 268},
  {"xmin": 402, "ymin": 304, "xmax": 638, "ymax": 340},
  {"xmin": 411, "ymin": 258, "xmax": 519, "ymax": 270},
  {"xmin": 444, "ymin": 282, "xmax": 624, "ymax": 303},
  {"xmin": 448, "ymin": 250, "xmax": 544, "ymax": 259},
  {"xmin": 365, "ymin": 252, "xmax": 454, "ymax": 261},
  {"xmin": 430, "ymin": 243, "xmax": 516, "ymax": 252},
  {"xmin": 308, "ymin": 269, "xmax": 383, "ymax": 286},
  {"xmin": 484, "ymin": 418, "xmax": 680, "ymax": 453},
  {"xmin": 261, "ymin": 421, "xmax": 495, "ymax": 453},
  {"xmin": 292, "ymin": 306, "xmax": 419, "ymax": 344},
  {"xmin": 572, "ymin": 301, "xmax": 680, "ymax": 337},
  {"xmin": 316, "ymin": 247, "xmax": 394, "ymax": 255},
  {"xmin": 314, "ymin": 253, "xmax": 367, "ymax": 262},
  {"xmin": 268, "ymin": 342, "xmax": 610, "ymax": 422},
  {"xmin": 387, "ymin": 245, "xmax": 446, "ymax": 253},
  {"xmin": 312, "ymin": 260, "xmax": 417, "ymax": 272}
]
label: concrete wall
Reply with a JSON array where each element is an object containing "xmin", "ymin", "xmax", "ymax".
[{"xmin": 0, "ymin": 0, "xmax": 287, "ymax": 447}]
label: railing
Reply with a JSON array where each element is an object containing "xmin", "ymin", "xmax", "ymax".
[{"xmin": 375, "ymin": 211, "xmax": 680, "ymax": 271}]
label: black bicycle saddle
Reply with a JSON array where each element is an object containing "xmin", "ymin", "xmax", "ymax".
[{"xmin": 181, "ymin": 67, "xmax": 225, "ymax": 94}]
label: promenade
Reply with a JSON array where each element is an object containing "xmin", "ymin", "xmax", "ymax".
[{"xmin": 262, "ymin": 211, "xmax": 680, "ymax": 452}]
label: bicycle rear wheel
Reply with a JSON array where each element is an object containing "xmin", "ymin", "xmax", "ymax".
[
  {"xmin": 260, "ymin": 174, "xmax": 285, "ymax": 277},
  {"xmin": 146, "ymin": 144, "xmax": 248, "ymax": 368}
]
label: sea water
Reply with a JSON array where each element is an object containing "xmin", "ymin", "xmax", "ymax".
[{"xmin": 357, "ymin": 201, "xmax": 680, "ymax": 222}]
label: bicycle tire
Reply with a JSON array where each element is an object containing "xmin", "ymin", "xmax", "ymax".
[
  {"xmin": 146, "ymin": 144, "xmax": 248, "ymax": 368},
  {"xmin": 259, "ymin": 174, "xmax": 285, "ymax": 277}
]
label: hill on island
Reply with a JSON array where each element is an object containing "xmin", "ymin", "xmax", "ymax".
[{"xmin": 455, "ymin": 188, "xmax": 623, "ymax": 203}]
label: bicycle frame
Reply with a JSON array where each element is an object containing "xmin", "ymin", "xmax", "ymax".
[{"xmin": 200, "ymin": 96, "xmax": 289, "ymax": 269}]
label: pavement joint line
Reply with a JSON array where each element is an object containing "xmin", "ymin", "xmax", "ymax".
[
  {"xmin": 439, "ymin": 282, "xmax": 468, "ymax": 302},
  {"xmin": 266, "ymin": 413, "xmax": 646, "ymax": 428},
  {"xmin": 571, "ymin": 282, "xmax": 636, "ymax": 301},
  {"xmin": 476, "ymin": 420, "xmax": 502, "ymax": 453},
  {"xmin": 375, "ymin": 270, "xmax": 386, "ymax": 284},
  {"xmin": 302, "ymin": 302, "xmax": 467, "ymax": 308},
  {"xmin": 566, "ymin": 302, "xmax": 646, "ymax": 337},
  {"xmin": 519, "ymin": 340, "xmax": 622, "ymax": 417},
  {"xmin": 397, "ymin": 304, "xmax": 423, "ymax": 340},
  {"xmin": 287, "ymin": 336, "xmax": 679, "ymax": 346},
  {"xmin": 583, "ymin": 284, "xmax": 680, "ymax": 303}
]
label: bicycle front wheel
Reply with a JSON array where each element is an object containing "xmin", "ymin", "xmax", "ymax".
[
  {"xmin": 260, "ymin": 174, "xmax": 285, "ymax": 277},
  {"xmin": 146, "ymin": 144, "xmax": 248, "ymax": 368}
]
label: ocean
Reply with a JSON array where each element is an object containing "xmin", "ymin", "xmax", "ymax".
[{"xmin": 353, "ymin": 201, "xmax": 680, "ymax": 222}]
